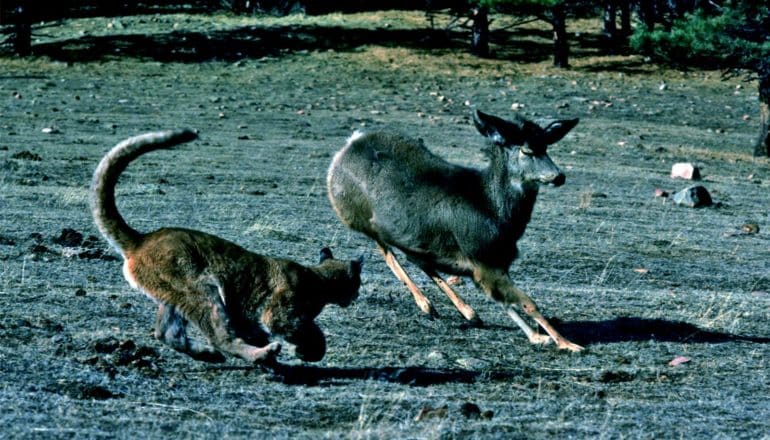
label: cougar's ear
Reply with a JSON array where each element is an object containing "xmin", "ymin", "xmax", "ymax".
[
  {"xmin": 541, "ymin": 118, "xmax": 579, "ymax": 145},
  {"xmin": 351, "ymin": 255, "xmax": 364, "ymax": 274},
  {"xmin": 473, "ymin": 109, "xmax": 526, "ymax": 146},
  {"xmin": 319, "ymin": 247, "xmax": 334, "ymax": 263}
]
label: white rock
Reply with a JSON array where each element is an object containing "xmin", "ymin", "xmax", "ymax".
[{"xmin": 671, "ymin": 163, "xmax": 701, "ymax": 180}]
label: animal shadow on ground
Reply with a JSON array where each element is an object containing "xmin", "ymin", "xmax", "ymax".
[
  {"xmin": 553, "ymin": 316, "xmax": 770, "ymax": 346},
  {"xmin": 265, "ymin": 363, "xmax": 485, "ymax": 386},
  {"xmin": 218, "ymin": 317, "xmax": 769, "ymax": 387}
]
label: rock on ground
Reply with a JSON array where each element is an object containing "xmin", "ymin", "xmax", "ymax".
[
  {"xmin": 672, "ymin": 185, "xmax": 712, "ymax": 208},
  {"xmin": 671, "ymin": 163, "xmax": 701, "ymax": 180}
]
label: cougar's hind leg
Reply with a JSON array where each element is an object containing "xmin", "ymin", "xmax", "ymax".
[{"xmin": 154, "ymin": 303, "xmax": 226, "ymax": 363}]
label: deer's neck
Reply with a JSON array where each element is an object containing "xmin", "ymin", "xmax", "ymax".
[
  {"xmin": 483, "ymin": 146, "xmax": 539, "ymax": 222},
  {"xmin": 483, "ymin": 145, "xmax": 512, "ymax": 212},
  {"xmin": 509, "ymin": 179, "xmax": 539, "ymax": 223}
]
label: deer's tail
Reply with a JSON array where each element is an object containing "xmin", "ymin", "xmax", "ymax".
[{"xmin": 90, "ymin": 129, "xmax": 198, "ymax": 257}]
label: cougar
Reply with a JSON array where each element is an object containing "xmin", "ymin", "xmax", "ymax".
[{"xmin": 91, "ymin": 129, "xmax": 362, "ymax": 364}]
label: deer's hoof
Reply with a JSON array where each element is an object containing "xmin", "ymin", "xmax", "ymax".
[
  {"xmin": 528, "ymin": 333, "xmax": 553, "ymax": 345},
  {"xmin": 558, "ymin": 341, "xmax": 584, "ymax": 352}
]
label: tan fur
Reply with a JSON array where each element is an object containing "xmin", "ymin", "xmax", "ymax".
[{"xmin": 91, "ymin": 130, "xmax": 362, "ymax": 364}]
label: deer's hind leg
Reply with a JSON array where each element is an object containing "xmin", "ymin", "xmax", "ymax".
[{"xmin": 377, "ymin": 244, "xmax": 438, "ymax": 318}]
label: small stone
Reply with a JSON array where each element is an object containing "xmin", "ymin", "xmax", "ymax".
[
  {"xmin": 668, "ymin": 356, "xmax": 691, "ymax": 366},
  {"xmin": 414, "ymin": 405, "xmax": 448, "ymax": 422},
  {"xmin": 94, "ymin": 337, "xmax": 120, "ymax": 354},
  {"xmin": 11, "ymin": 150, "xmax": 42, "ymax": 161},
  {"xmin": 118, "ymin": 339, "xmax": 137, "ymax": 352},
  {"xmin": 460, "ymin": 402, "xmax": 481, "ymax": 419},
  {"xmin": 28, "ymin": 244, "xmax": 52, "ymax": 255},
  {"xmin": 54, "ymin": 228, "xmax": 83, "ymax": 247},
  {"xmin": 671, "ymin": 163, "xmax": 701, "ymax": 180},
  {"xmin": 740, "ymin": 223, "xmax": 759, "ymax": 234},
  {"xmin": 426, "ymin": 350, "xmax": 445, "ymax": 361},
  {"xmin": 672, "ymin": 186, "xmax": 712, "ymax": 208}
]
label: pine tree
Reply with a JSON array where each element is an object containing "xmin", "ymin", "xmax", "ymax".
[{"xmin": 631, "ymin": 2, "xmax": 770, "ymax": 156}]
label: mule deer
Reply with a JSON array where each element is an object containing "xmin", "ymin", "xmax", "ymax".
[
  {"xmin": 91, "ymin": 130, "xmax": 363, "ymax": 364},
  {"xmin": 327, "ymin": 110, "xmax": 582, "ymax": 351}
]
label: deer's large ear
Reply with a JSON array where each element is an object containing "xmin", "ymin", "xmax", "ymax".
[
  {"xmin": 541, "ymin": 118, "xmax": 579, "ymax": 145},
  {"xmin": 473, "ymin": 110, "xmax": 526, "ymax": 146},
  {"xmin": 319, "ymin": 247, "xmax": 334, "ymax": 263}
]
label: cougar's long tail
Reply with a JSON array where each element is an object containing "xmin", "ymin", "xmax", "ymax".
[{"xmin": 90, "ymin": 129, "xmax": 198, "ymax": 256}]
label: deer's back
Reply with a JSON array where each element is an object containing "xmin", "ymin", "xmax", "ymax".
[
  {"xmin": 328, "ymin": 132, "xmax": 477, "ymax": 220},
  {"xmin": 328, "ymin": 132, "xmax": 519, "ymax": 273}
]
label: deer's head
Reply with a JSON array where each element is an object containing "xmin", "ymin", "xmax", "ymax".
[{"xmin": 473, "ymin": 110, "xmax": 578, "ymax": 186}]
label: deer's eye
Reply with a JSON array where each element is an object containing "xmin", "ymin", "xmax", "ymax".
[{"xmin": 520, "ymin": 145, "xmax": 535, "ymax": 155}]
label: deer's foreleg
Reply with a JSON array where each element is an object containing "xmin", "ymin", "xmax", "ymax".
[
  {"xmin": 504, "ymin": 307, "xmax": 552, "ymax": 345},
  {"xmin": 473, "ymin": 266, "xmax": 583, "ymax": 352},
  {"xmin": 423, "ymin": 268, "xmax": 480, "ymax": 323}
]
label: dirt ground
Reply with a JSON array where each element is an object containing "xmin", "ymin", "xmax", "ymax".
[{"xmin": 1, "ymin": 10, "xmax": 768, "ymax": 439}]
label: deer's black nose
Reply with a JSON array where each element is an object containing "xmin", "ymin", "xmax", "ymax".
[{"xmin": 552, "ymin": 173, "xmax": 566, "ymax": 187}]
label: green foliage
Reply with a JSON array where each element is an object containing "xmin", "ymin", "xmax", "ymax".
[{"xmin": 631, "ymin": 3, "xmax": 770, "ymax": 72}]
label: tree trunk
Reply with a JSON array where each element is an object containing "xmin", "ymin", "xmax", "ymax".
[
  {"xmin": 603, "ymin": 1, "xmax": 617, "ymax": 39},
  {"xmin": 602, "ymin": 1, "xmax": 618, "ymax": 53},
  {"xmin": 552, "ymin": 4, "xmax": 569, "ymax": 68},
  {"xmin": 754, "ymin": 73, "xmax": 770, "ymax": 157},
  {"xmin": 12, "ymin": 5, "xmax": 32, "ymax": 57},
  {"xmin": 619, "ymin": 0, "xmax": 631, "ymax": 36},
  {"xmin": 471, "ymin": 5, "xmax": 490, "ymax": 58},
  {"xmin": 638, "ymin": 0, "xmax": 656, "ymax": 31}
]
